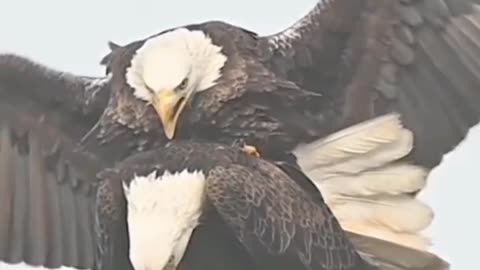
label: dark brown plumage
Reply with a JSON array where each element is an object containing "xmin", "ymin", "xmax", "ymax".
[
  {"xmin": 0, "ymin": 0, "xmax": 477, "ymax": 269},
  {"xmin": 0, "ymin": 55, "xmax": 111, "ymax": 269}
]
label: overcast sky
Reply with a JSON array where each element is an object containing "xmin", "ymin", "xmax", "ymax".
[{"xmin": 0, "ymin": 0, "xmax": 479, "ymax": 269}]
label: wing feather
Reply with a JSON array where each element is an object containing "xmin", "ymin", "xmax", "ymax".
[
  {"xmin": 346, "ymin": 0, "xmax": 480, "ymax": 167},
  {"xmin": 0, "ymin": 54, "xmax": 110, "ymax": 116},
  {"xmin": 0, "ymin": 54, "xmax": 113, "ymax": 269},
  {"xmin": 261, "ymin": 0, "xmax": 368, "ymax": 93},
  {"xmin": 0, "ymin": 102, "xmax": 104, "ymax": 269},
  {"xmin": 262, "ymin": 0, "xmax": 480, "ymax": 168}
]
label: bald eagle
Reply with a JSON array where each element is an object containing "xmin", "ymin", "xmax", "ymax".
[
  {"xmin": 95, "ymin": 0, "xmax": 480, "ymax": 251},
  {"xmin": 96, "ymin": 140, "xmax": 451, "ymax": 270},
  {"xmin": 0, "ymin": 0, "xmax": 477, "ymax": 269}
]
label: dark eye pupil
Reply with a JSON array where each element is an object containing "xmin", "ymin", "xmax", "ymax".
[
  {"xmin": 145, "ymin": 84, "xmax": 155, "ymax": 94},
  {"xmin": 179, "ymin": 78, "xmax": 188, "ymax": 89}
]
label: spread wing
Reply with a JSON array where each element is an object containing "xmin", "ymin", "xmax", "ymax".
[
  {"xmin": 0, "ymin": 54, "xmax": 112, "ymax": 269},
  {"xmin": 262, "ymin": 0, "xmax": 480, "ymax": 169},
  {"xmin": 260, "ymin": 0, "xmax": 480, "ymax": 254}
]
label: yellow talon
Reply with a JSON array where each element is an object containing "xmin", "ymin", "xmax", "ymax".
[{"xmin": 242, "ymin": 144, "xmax": 260, "ymax": 157}]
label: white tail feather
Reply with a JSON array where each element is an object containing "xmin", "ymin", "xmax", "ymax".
[
  {"xmin": 331, "ymin": 195, "xmax": 433, "ymax": 233},
  {"xmin": 293, "ymin": 114, "xmax": 413, "ymax": 177},
  {"xmin": 319, "ymin": 164, "xmax": 428, "ymax": 197},
  {"xmin": 293, "ymin": 113, "xmax": 434, "ymax": 251}
]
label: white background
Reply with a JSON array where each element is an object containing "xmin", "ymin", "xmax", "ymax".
[{"xmin": 0, "ymin": 0, "xmax": 479, "ymax": 269}]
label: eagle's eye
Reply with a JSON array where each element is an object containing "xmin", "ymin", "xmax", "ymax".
[
  {"xmin": 176, "ymin": 78, "xmax": 189, "ymax": 91},
  {"xmin": 145, "ymin": 84, "xmax": 155, "ymax": 94}
]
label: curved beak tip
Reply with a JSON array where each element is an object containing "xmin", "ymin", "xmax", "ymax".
[
  {"xmin": 163, "ymin": 126, "xmax": 176, "ymax": 140},
  {"xmin": 151, "ymin": 89, "xmax": 187, "ymax": 140}
]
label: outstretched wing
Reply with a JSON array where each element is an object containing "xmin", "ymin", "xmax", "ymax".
[
  {"xmin": 0, "ymin": 54, "xmax": 112, "ymax": 269},
  {"xmin": 261, "ymin": 0, "xmax": 480, "ymax": 254},
  {"xmin": 262, "ymin": 0, "xmax": 480, "ymax": 169},
  {"xmin": 206, "ymin": 161, "xmax": 367, "ymax": 270}
]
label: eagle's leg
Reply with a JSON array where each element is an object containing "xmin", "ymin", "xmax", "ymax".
[
  {"xmin": 232, "ymin": 139, "xmax": 261, "ymax": 157},
  {"xmin": 242, "ymin": 144, "xmax": 260, "ymax": 157}
]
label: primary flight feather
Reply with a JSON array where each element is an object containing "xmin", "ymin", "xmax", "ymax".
[{"xmin": 0, "ymin": 0, "xmax": 479, "ymax": 269}]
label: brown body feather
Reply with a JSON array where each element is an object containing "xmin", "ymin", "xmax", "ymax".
[{"xmin": 0, "ymin": 0, "xmax": 478, "ymax": 269}]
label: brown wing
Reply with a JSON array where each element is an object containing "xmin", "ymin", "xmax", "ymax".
[
  {"xmin": 0, "ymin": 54, "xmax": 111, "ymax": 269},
  {"xmin": 355, "ymin": 0, "xmax": 480, "ymax": 168},
  {"xmin": 263, "ymin": 0, "xmax": 480, "ymax": 169},
  {"xmin": 260, "ymin": 0, "xmax": 366, "ymax": 93},
  {"xmin": 206, "ymin": 161, "xmax": 367, "ymax": 270}
]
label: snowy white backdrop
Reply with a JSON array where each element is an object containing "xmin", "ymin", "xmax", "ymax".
[{"xmin": 0, "ymin": 0, "xmax": 479, "ymax": 269}]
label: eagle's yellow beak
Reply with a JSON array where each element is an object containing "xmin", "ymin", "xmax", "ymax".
[{"xmin": 151, "ymin": 89, "xmax": 189, "ymax": 139}]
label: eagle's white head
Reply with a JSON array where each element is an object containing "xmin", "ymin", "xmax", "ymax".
[
  {"xmin": 126, "ymin": 28, "xmax": 227, "ymax": 139},
  {"xmin": 122, "ymin": 169, "xmax": 207, "ymax": 270}
]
